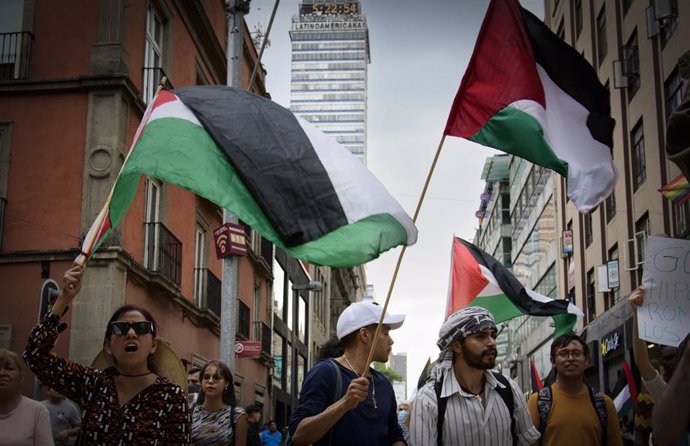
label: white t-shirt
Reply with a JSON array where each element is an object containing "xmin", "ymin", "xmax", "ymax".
[{"xmin": 0, "ymin": 396, "xmax": 54, "ymax": 446}]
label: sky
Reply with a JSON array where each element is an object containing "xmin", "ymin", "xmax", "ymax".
[{"xmin": 245, "ymin": 0, "xmax": 544, "ymax": 398}]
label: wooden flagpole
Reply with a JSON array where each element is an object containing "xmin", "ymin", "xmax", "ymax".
[{"xmin": 363, "ymin": 134, "xmax": 447, "ymax": 376}]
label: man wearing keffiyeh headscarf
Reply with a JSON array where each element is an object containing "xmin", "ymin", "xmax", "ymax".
[{"xmin": 409, "ymin": 307, "xmax": 540, "ymax": 446}]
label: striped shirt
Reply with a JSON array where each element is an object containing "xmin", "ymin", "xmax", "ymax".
[{"xmin": 409, "ymin": 371, "xmax": 540, "ymax": 446}]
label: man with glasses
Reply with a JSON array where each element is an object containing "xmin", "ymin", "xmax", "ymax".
[{"xmin": 528, "ymin": 334, "xmax": 622, "ymax": 446}]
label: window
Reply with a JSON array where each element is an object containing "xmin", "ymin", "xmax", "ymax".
[
  {"xmin": 584, "ymin": 212, "xmax": 593, "ymax": 247},
  {"xmin": 586, "ymin": 269, "xmax": 596, "ymax": 323},
  {"xmin": 143, "ymin": 4, "xmax": 164, "ymax": 103},
  {"xmin": 625, "ymin": 31, "xmax": 640, "ymax": 98},
  {"xmin": 660, "ymin": 0, "xmax": 679, "ymax": 47},
  {"xmin": 253, "ymin": 285, "xmax": 261, "ymax": 341},
  {"xmin": 675, "ymin": 201, "xmax": 690, "ymax": 238},
  {"xmin": 596, "ymin": 7, "xmax": 607, "ymax": 66},
  {"xmin": 143, "ymin": 178, "xmax": 161, "ymax": 269},
  {"xmin": 238, "ymin": 300, "xmax": 250, "ymax": 339},
  {"xmin": 272, "ymin": 333, "xmax": 284, "ymax": 389},
  {"xmin": 273, "ymin": 259, "xmax": 285, "ymax": 320},
  {"xmin": 605, "ymin": 190, "xmax": 616, "ymax": 222},
  {"xmin": 634, "ymin": 214, "xmax": 650, "ymax": 284},
  {"xmin": 574, "ymin": 0, "xmax": 583, "ymax": 38},
  {"xmin": 631, "ymin": 120, "xmax": 646, "ymax": 190},
  {"xmin": 608, "ymin": 245, "xmax": 621, "ymax": 304},
  {"xmin": 665, "ymin": 68, "xmax": 683, "ymax": 121},
  {"xmin": 193, "ymin": 224, "xmax": 207, "ymax": 307}
]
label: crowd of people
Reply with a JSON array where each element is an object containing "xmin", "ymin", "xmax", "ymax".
[{"xmin": 1, "ymin": 262, "xmax": 688, "ymax": 445}]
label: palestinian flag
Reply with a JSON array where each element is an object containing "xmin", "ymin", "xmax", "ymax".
[
  {"xmin": 529, "ymin": 356, "xmax": 543, "ymax": 392},
  {"xmin": 613, "ymin": 361, "xmax": 638, "ymax": 418},
  {"xmin": 444, "ymin": 0, "xmax": 616, "ymax": 213},
  {"xmin": 447, "ymin": 238, "xmax": 583, "ymax": 338},
  {"xmin": 79, "ymin": 86, "xmax": 417, "ymax": 268}
]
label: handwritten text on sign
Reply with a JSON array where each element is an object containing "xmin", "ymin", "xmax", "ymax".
[{"xmin": 639, "ymin": 235, "xmax": 690, "ymax": 347}]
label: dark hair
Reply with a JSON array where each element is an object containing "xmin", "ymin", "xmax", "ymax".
[
  {"xmin": 104, "ymin": 304, "xmax": 159, "ymax": 341},
  {"xmin": 317, "ymin": 337, "xmax": 345, "ymax": 361},
  {"xmin": 103, "ymin": 305, "xmax": 159, "ymax": 372},
  {"xmin": 196, "ymin": 360, "xmax": 236, "ymax": 406},
  {"xmin": 246, "ymin": 404, "xmax": 260, "ymax": 415},
  {"xmin": 550, "ymin": 333, "xmax": 589, "ymax": 359},
  {"xmin": 339, "ymin": 323, "xmax": 377, "ymax": 349}
]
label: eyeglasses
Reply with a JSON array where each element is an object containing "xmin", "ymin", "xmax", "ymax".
[
  {"xmin": 110, "ymin": 321, "xmax": 154, "ymax": 336},
  {"xmin": 201, "ymin": 374, "xmax": 225, "ymax": 383},
  {"xmin": 555, "ymin": 350, "xmax": 585, "ymax": 359}
]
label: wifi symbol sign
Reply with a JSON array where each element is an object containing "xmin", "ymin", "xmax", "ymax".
[{"xmin": 217, "ymin": 233, "xmax": 228, "ymax": 254}]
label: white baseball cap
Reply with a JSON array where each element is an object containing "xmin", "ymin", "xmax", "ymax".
[{"xmin": 336, "ymin": 301, "xmax": 405, "ymax": 340}]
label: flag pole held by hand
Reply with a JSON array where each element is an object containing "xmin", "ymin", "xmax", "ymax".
[{"xmin": 68, "ymin": 77, "xmax": 169, "ymax": 291}]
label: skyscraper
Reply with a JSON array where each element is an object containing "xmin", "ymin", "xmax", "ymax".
[{"xmin": 289, "ymin": 0, "xmax": 370, "ymax": 162}]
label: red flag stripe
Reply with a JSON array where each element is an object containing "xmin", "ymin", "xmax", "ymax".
[
  {"xmin": 447, "ymin": 238, "xmax": 490, "ymax": 318},
  {"xmin": 623, "ymin": 361, "xmax": 638, "ymax": 404}
]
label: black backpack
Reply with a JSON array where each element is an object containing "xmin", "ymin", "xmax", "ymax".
[
  {"xmin": 434, "ymin": 371, "xmax": 517, "ymax": 446},
  {"xmin": 536, "ymin": 385, "xmax": 608, "ymax": 446}
]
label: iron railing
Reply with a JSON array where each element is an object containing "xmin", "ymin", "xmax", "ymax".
[
  {"xmin": 261, "ymin": 322, "xmax": 271, "ymax": 355},
  {"xmin": 194, "ymin": 267, "xmax": 221, "ymax": 317},
  {"xmin": 0, "ymin": 32, "xmax": 32, "ymax": 80},
  {"xmin": 142, "ymin": 67, "xmax": 171, "ymax": 104},
  {"xmin": 144, "ymin": 222, "xmax": 182, "ymax": 286}
]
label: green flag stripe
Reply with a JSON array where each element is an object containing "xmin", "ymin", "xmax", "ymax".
[
  {"xmin": 109, "ymin": 117, "xmax": 407, "ymax": 267},
  {"xmin": 470, "ymin": 105, "xmax": 569, "ymax": 177}
]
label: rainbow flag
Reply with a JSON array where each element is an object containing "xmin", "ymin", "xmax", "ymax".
[{"xmin": 658, "ymin": 174, "xmax": 690, "ymax": 204}]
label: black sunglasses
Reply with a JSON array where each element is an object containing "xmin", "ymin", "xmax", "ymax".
[{"xmin": 110, "ymin": 321, "xmax": 154, "ymax": 336}]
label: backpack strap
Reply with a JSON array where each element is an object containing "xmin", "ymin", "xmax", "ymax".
[
  {"xmin": 434, "ymin": 378, "xmax": 447, "ymax": 446},
  {"xmin": 587, "ymin": 387, "xmax": 608, "ymax": 446},
  {"xmin": 536, "ymin": 385, "xmax": 553, "ymax": 446},
  {"xmin": 326, "ymin": 359, "xmax": 345, "ymax": 446},
  {"xmin": 492, "ymin": 372, "xmax": 517, "ymax": 446}
]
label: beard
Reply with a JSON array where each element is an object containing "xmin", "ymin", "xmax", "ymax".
[{"xmin": 462, "ymin": 344, "xmax": 497, "ymax": 370}]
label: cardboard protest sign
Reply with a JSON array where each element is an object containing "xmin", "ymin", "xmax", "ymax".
[{"xmin": 639, "ymin": 235, "xmax": 690, "ymax": 347}]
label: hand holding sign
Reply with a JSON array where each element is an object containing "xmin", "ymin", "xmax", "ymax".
[{"xmin": 639, "ymin": 235, "xmax": 690, "ymax": 347}]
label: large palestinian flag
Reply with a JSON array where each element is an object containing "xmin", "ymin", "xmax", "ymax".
[
  {"xmin": 444, "ymin": 0, "xmax": 616, "ymax": 213},
  {"xmin": 448, "ymin": 238, "xmax": 583, "ymax": 337},
  {"xmin": 79, "ymin": 86, "xmax": 417, "ymax": 267}
]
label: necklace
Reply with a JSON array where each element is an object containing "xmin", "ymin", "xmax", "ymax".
[
  {"xmin": 116, "ymin": 371, "xmax": 154, "ymax": 378},
  {"xmin": 342, "ymin": 355, "xmax": 377, "ymax": 409}
]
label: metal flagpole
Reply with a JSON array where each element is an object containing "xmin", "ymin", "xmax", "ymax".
[{"xmin": 220, "ymin": 0, "xmax": 250, "ymax": 370}]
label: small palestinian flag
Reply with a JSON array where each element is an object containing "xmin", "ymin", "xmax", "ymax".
[
  {"xmin": 530, "ymin": 356, "xmax": 543, "ymax": 392},
  {"xmin": 447, "ymin": 238, "xmax": 583, "ymax": 337},
  {"xmin": 444, "ymin": 0, "xmax": 616, "ymax": 213},
  {"xmin": 613, "ymin": 361, "xmax": 638, "ymax": 418},
  {"xmin": 79, "ymin": 86, "xmax": 417, "ymax": 268}
]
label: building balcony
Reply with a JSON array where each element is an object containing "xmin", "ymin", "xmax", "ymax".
[
  {"xmin": 194, "ymin": 267, "xmax": 221, "ymax": 317},
  {"xmin": 144, "ymin": 222, "xmax": 182, "ymax": 287},
  {"xmin": 0, "ymin": 32, "xmax": 32, "ymax": 81}
]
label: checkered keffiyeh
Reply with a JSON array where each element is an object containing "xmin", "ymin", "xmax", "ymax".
[{"xmin": 431, "ymin": 307, "xmax": 497, "ymax": 381}]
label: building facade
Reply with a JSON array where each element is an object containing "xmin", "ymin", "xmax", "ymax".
[
  {"xmin": 475, "ymin": 0, "xmax": 688, "ymax": 394},
  {"xmin": 548, "ymin": 0, "xmax": 689, "ymax": 394},
  {"xmin": 0, "ymin": 0, "xmax": 277, "ymax": 417},
  {"xmin": 289, "ymin": 0, "xmax": 370, "ymax": 162}
]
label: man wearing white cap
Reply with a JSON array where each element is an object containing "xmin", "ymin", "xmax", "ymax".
[
  {"xmin": 409, "ymin": 307, "xmax": 540, "ymax": 446},
  {"xmin": 288, "ymin": 301, "xmax": 407, "ymax": 446}
]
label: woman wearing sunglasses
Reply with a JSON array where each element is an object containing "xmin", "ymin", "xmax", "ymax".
[
  {"xmin": 23, "ymin": 263, "xmax": 191, "ymax": 445},
  {"xmin": 192, "ymin": 360, "xmax": 248, "ymax": 445}
]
